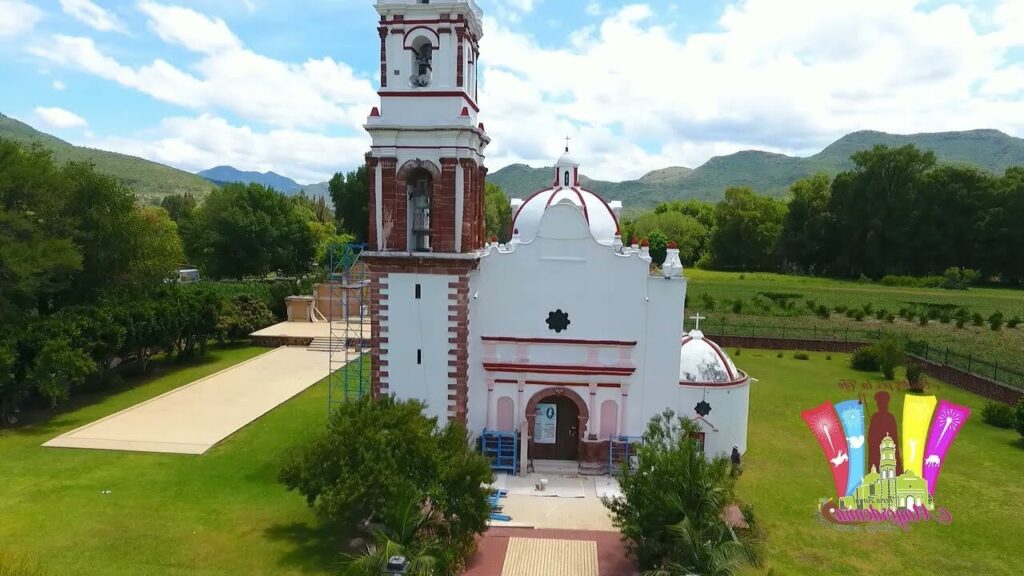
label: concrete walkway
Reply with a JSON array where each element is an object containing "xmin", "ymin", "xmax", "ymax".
[{"xmin": 44, "ymin": 347, "xmax": 334, "ymax": 455}]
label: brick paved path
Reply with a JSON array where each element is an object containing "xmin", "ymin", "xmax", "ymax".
[{"xmin": 464, "ymin": 528, "xmax": 638, "ymax": 576}]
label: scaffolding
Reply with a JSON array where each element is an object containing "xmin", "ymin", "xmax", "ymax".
[{"xmin": 327, "ymin": 242, "xmax": 370, "ymax": 414}]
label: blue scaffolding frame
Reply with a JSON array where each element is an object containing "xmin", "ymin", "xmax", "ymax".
[{"xmin": 327, "ymin": 242, "xmax": 370, "ymax": 414}]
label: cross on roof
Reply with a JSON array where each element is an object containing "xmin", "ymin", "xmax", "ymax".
[
  {"xmin": 564, "ymin": 136, "xmax": 571, "ymax": 153},
  {"xmin": 690, "ymin": 312, "xmax": 706, "ymax": 330}
]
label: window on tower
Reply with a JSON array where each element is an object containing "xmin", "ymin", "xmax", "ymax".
[
  {"xmin": 407, "ymin": 168, "xmax": 433, "ymax": 252},
  {"xmin": 410, "ymin": 38, "xmax": 433, "ymax": 87},
  {"xmin": 564, "ymin": 171, "xmax": 570, "ymax": 187}
]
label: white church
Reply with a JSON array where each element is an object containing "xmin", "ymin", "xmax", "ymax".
[{"xmin": 360, "ymin": 0, "xmax": 750, "ymax": 468}]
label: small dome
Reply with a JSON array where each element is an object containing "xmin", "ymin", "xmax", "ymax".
[
  {"xmin": 511, "ymin": 187, "xmax": 619, "ymax": 245},
  {"xmin": 556, "ymin": 149, "xmax": 579, "ymax": 168},
  {"xmin": 679, "ymin": 329, "xmax": 745, "ymax": 385}
]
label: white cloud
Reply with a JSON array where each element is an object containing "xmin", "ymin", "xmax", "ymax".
[
  {"xmin": 34, "ymin": 106, "xmax": 88, "ymax": 129},
  {"xmin": 61, "ymin": 0, "xmax": 125, "ymax": 32},
  {"xmin": 0, "ymin": 0, "xmax": 43, "ymax": 38},
  {"xmin": 585, "ymin": 2, "xmax": 602, "ymax": 17},
  {"xmin": 137, "ymin": 1, "xmax": 240, "ymax": 54},
  {"xmin": 52, "ymin": 79, "xmax": 66, "ymax": 90},
  {"xmin": 31, "ymin": 4, "xmax": 376, "ymax": 131},
  {"xmin": 88, "ymin": 114, "xmax": 369, "ymax": 183},
  {"xmin": 476, "ymin": 0, "xmax": 1024, "ymax": 180}
]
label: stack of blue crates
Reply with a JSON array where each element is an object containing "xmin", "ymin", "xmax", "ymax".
[{"xmin": 479, "ymin": 429, "xmax": 518, "ymax": 474}]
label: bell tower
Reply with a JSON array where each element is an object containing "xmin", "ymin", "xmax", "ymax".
[{"xmin": 363, "ymin": 0, "xmax": 489, "ymax": 423}]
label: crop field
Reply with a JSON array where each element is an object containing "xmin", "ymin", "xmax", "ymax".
[{"xmin": 685, "ymin": 269, "xmax": 1024, "ymax": 381}]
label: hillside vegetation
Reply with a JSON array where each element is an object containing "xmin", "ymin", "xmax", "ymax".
[
  {"xmin": 0, "ymin": 113, "xmax": 215, "ymax": 203},
  {"xmin": 489, "ymin": 129, "xmax": 1024, "ymax": 208}
]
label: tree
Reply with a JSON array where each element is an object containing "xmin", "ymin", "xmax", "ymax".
[
  {"xmin": 160, "ymin": 192, "xmax": 197, "ymax": 225},
  {"xmin": 484, "ymin": 182, "xmax": 513, "ymax": 242},
  {"xmin": 828, "ymin": 145, "xmax": 936, "ymax": 278},
  {"xmin": 648, "ymin": 230, "xmax": 669, "ymax": 265},
  {"xmin": 330, "ymin": 164, "xmax": 369, "ymax": 242},
  {"xmin": 130, "ymin": 207, "xmax": 185, "ymax": 284},
  {"xmin": 709, "ymin": 187, "xmax": 786, "ymax": 271},
  {"xmin": 605, "ymin": 410, "xmax": 762, "ymax": 573},
  {"xmin": 777, "ymin": 173, "xmax": 832, "ymax": 273},
  {"xmin": 629, "ymin": 211, "xmax": 707, "ymax": 265},
  {"xmin": 279, "ymin": 396, "xmax": 492, "ymax": 568},
  {"xmin": 217, "ymin": 294, "xmax": 276, "ymax": 342},
  {"xmin": 183, "ymin": 183, "xmax": 318, "ymax": 279}
]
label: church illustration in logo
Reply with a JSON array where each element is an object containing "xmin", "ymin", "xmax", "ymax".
[{"xmin": 802, "ymin": 391, "xmax": 970, "ymax": 520}]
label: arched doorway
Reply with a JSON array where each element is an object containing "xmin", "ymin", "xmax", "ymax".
[{"xmin": 525, "ymin": 387, "xmax": 589, "ymax": 461}]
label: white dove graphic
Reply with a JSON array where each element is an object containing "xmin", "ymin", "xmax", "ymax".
[
  {"xmin": 830, "ymin": 451, "xmax": 849, "ymax": 467},
  {"xmin": 848, "ymin": 435, "xmax": 864, "ymax": 449}
]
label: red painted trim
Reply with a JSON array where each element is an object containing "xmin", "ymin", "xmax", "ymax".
[
  {"xmin": 526, "ymin": 380, "xmax": 589, "ymax": 387},
  {"xmin": 681, "ymin": 336, "xmax": 693, "ymax": 346},
  {"xmin": 403, "ymin": 26, "xmax": 441, "ymax": 49},
  {"xmin": 483, "ymin": 362, "xmax": 636, "ymax": 376},
  {"xmin": 495, "ymin": 378, "xmax": 518, "ymax": 384},
  {"xmin": 378, "ymin": 90, "xmax": 480, "ymax": 112},
  {"xmin": 705, "ymin": 339, "xmax": 737, "ymax": 380},
  {"xmin": 371, "ymin": 145, "xmax": 483, "ymax": 154},
  {"xmin": 383, "ymin": 17, "xmax": 468, "ymax": 25},
  {"xmin": 571, "ymin": 187, "xmax": 591, "ymax": 223},
  {"xmin": 481, "ymin": 336, "xmax": 636, "ymax": 346},
  {"xmin": 511, "ymin": 186, "xmax": 553, "ymax": 230},
  {"xmin": 597, "ymin": 383, "xmax": 622, "ymax": 388}
]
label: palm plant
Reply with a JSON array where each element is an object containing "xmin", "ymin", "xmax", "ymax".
[
  {"xmin": 339, "ymin": 488, "xmax": 452, "ymax": 576},
  {"xmin": 644, "ymin": 516, "xmax": 762, "ymax": 576}
]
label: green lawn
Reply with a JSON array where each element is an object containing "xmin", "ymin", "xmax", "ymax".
[
  {"xmin": 0, "ymin": 344, "xmax": 344, "ymax": 576},
  {"xmin": 686, "ymin": 268, "xmax": 1024, "ymax": 378},
  {"xmin": 736, "ymin": 350, "xmax": 1024, "ymax": 576},
  {"xmin": 3, "ymin": 345, "xmax": 1021, "ymax": 575}
]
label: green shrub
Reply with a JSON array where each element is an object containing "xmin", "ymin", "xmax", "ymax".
[
  {"xmin": 735, "ymin": 348, "xmax": 742, "ymax": 356},
  {"xmin": 1009, "ymin": 316, "xmax": 1021, "ymax": 329},
  {"xmin": 972, "ymin": 312, "xmax": 984, "ymax": 326},
  {"xmin": 875, "ymin": 309, "xmax": 886, "ymax": 320},
  {"xmin": 918, "ymin": 315, "xmax": 929, "ymax": 326},
  {"xmin": 776, "ymin": 351, "xmax": 784, "ymax": 358},
  {"xmin": 981, "ymin": 402, "xmax": 1017, "ymax": 429},
  {"xmin": 825, "ymin": 354, "xmax": 832, "ymax": 360},
  {"xmin": 834, "ymin": 304, "xmax": 848, "ymax": 314},
  {"xmin": 700, "ymin": 292, "xmax": 717, "ymax": 312},
  {"xmin": 815, "ymin": 305, "xmax": 830, "ymax": 319},
  {"xmin": 942, "ymin": 267, "xmax": 980, "ymax": 290},
  {"xmin": 906, "ymin": 364, "xmax": 924, "ymax": 392},
  {"xmin": 874, "ymin": 336, "xmax": 904, "ymax": 380},
  {"xmin": 939, "ymin": 311, "xmax": 951, "ymax": 324},
  {"xmin": 886, "ymin": 313, "xmax": 896, "ymax": 323},
  {"xmin": 853, "ymin": 310, "xmax": 865, "ymax": 321},
  {"xmin": 793, "ymin": 351, "xmax": 810, "ymax": 360},
  {"xmin": 279, "ymin": 395, "xmax": 493, "ymax": 565},
  {"xmin": 955, "ymin": 318, "xmax": 966, "ymax": 329},
  {"xmin": 806, "ymin": 299, "xmax": 817, "ymax": 310},
  {"xmin": 851, "ymin": 346, "xmax": 880, "ymax": 372},
  {"xmin": 1015, "ymin": 399, "xmax": 1024, "ymax": 439},
  {"xmin": 732, "ymin": 299, "xmax": 744, "ymax": 314},
  {"xmin": 989, "ymin": 312, "xmax": 1004, "ymax": 331},
  {"xmin": 862, "ymin": 303, "xmax": 873, "ymax": 315}
]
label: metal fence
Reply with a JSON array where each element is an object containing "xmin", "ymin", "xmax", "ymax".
[{"xmin": 700, "ymin": 320, "xmax": 1024, "ymax": 392}]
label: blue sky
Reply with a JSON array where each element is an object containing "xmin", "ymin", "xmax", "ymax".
[{"xmin": 2, "ymin": 0, "xmax": 1023, "ymax": 184}]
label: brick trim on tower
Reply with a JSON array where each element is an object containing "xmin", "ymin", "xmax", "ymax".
[
  {"xmin": 366, "ymin": 155, "xmax": 379, "ymax": 249},
  {"xmin": 363, "ymin": 256, "xmax": 480, "ymax": 423}
]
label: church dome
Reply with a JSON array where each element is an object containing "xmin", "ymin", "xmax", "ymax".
[
  {"xmin": 679, "ymin": 329, "xmax": 747, "ymax": 385},
  {"xmin": 510, "ymin": 146, "xmax": 619, "ymax": 245},
  {"xmin": 512, "ymin": 186, "xmax": 619, "ymax": 245}
]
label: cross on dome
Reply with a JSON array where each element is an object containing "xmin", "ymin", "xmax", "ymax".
[
  {"xmin": 564, "ymin": 135, "xmax": 572, "ymax": 153},
  {"xmin": 690, "ymin": 312, "xmax": 706, "ymax": 331}
]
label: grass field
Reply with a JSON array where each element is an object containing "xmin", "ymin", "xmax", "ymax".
[
  {"xmin": 0, "ymin": 344, "xmax": 348, "ymax": 576},
  {"xmin": 686, "ymin": 269, "xmax": 1024, "ymax": 380},
  {"xmin": 735, "ymin": 351, "xmax": 1024, "ymax": 576},
  {"xmin": 2, "ymin": 345, "xmax": 1021, "ymax": 575}
]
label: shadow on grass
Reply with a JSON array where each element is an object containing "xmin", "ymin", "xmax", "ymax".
[
  {"xmin": 264, "ymin": 520, "xmax": 359, "ymax": 574},
  {"xmin": 5, "ymin": 343, "xmax": 252, "ymax": 439},
  {"xmin": 1009, "ymin": 437, "xmax": 1024, "ymax": 451}
]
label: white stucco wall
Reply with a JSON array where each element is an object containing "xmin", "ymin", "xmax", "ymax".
[
  {"xmin": 466, "ymin": 201, "xmax": 687, "ymax": 438},
  {"xmin": 679, "ymin": 382, "xmax": 751, "ymax": 458},
  {"xmin": 381, "ymin": 273, "xmax": 456, "ymax": 422}
]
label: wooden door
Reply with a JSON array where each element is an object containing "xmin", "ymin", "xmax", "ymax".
[{"xmin": 532, "ymin": 396, "xmax": 579, "ymax": 460}]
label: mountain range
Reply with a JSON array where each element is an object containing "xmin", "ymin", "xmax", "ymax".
[
  {"xmin": 4, "ymin": 111, "xmax": 1023, "ymax": 210},
  {"xmin": 488, "ymin": 129, "xmax": 1024, "ymax": 209},
  {"xmin": 0, "ymin": 113, "xmax": 215, "ymax": 203}
]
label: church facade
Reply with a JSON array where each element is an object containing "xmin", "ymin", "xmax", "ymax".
[{"xmin": 361, "ymin": 0, "xmax": 750, "ymax": 464}]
